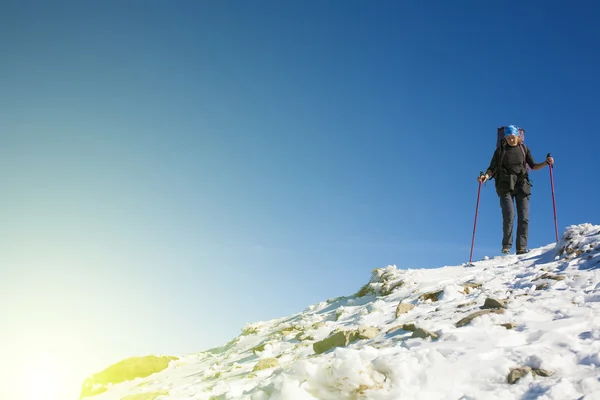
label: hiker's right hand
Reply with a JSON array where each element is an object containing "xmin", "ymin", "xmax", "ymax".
[{"xmin": 478, "ymin": 174, "xmax": 489, "ymax": 183}]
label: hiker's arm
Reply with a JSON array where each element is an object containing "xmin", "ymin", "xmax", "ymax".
[
  {"xmin": 531, "ymin": 158, "xmax": 553, "ymax": 170},
  {"xmin": 484, "ymin": 150, "xmax": 499, "ymax": 179},
  {"xmin": 526, "ymin": 149, "xmax": 553, "ymax": 170}
]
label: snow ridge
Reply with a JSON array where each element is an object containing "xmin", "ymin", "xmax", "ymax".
[{"xmin": 85, "ymin": 224, "xmax": 600, "ymax": 400}]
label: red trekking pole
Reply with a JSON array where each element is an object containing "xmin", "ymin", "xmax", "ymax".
[
  {"xmin": 547, "ymin": 153, "xmax": 559, "ymax": 242},
  {"xmin": 469, "ymin": 172, "xmax": 484, "ymax": 263}
]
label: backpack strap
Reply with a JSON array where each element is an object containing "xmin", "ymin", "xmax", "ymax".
[
  {"xmin": 499, "ymin": 140, "xmax": 506, "ymax": 168},
  {"xmin": 519, "ymin": 143, "xmax": 527, "ymax": 172}
]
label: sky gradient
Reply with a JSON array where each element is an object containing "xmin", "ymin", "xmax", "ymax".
[{"xmin": 1, "ymin": 1, "xmax": 599, "ymax": 399}]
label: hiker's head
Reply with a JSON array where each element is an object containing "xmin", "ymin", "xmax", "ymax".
[{"xmin": 504, "ymin": 125, "xmax": 520, "ymax": 146}]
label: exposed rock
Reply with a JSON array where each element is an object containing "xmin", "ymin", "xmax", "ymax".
[
  {"xmin": 532, "ymin": 368, "xmax": 554, "ymax": 377},
  {"xmin": 358, "ymin": 326, "xmax": 380, "ymax": 339},
  {"xmin": 481, "ymin": 298, "xmax": 506, "ymax": 309},
  {"xmin": 402, "ymin": 323, "xmax": 417, "ymax": 331},
  {"xmin": 355, "ymin": 266, "xmax": 405, "ymax": 297},
  {"xmin": 411, "ymin": 328, "xmax": 438, "ymax": 340},
  {"xmin": 419, "ymin": 290, "xmax": 444, "ymax": 302},
  {"xmin": 539, "ymin": 273, "xmax": 565, "ymax": 281},
  {"xmin": 396, "ymin": 303, "xmax": 415, "ymax": 317},
  {"xmin": 462, "ymin": 282, "xmax": 483, "ymax": 294},
  {"xmin": 507, "ymin": 366, "xmax": 554, "ymax": 384},
  {"xmin": 457, "ymin": 301, "xmax": 477, "ymax": 308},
  {"xmin": 507, "ymin": 367, "xmax": 532, "ymax": 384},
  {"xmin": 386, "ymin": 323, "xmax": 417, "ymax": 335},
  {"xmin": 536, "ymin": 283, "xmax": 549, "ymax": 290},
  {"xmin": 295, "ymin": 332, "xmax": 314, "ymax": 342},
  {"xmin": 313, "ymin": 330, "xmax": 360, "ymax": 354},
  {"xmin": 499, "ymin": 322, "xmax": 516, "ymax": 330},
  {"xmin": 455, "ymin": 309, "xmax": 504, "ymax": 328},
  {"xmin": 386, "ymin": 325, "xmax": 404, "ymax": 335},
  {"xmin": 252, "ymin": 358, "xmax": 279, "ymax": 371}
]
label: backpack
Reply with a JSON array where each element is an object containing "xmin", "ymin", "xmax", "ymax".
[{"xmin": 496, "ymin": 126, "xmax": 530, "ymax": 174}]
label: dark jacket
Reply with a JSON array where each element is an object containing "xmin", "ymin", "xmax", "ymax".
[{"xmin": 487, "ymin": 141, "xmax": 536, "ymax": 196}]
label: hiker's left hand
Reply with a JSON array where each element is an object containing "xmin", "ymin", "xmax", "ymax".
[{"xmin": 546, "ymin": 156, "xmax": 554, "ymax": 166}]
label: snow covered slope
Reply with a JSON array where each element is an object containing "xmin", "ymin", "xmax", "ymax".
[{"xmin": 83, "ymin": 224, "xmax": 600, "ymax": 400}]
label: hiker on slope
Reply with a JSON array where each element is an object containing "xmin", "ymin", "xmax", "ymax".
[{"xmin": 478, "ymin": 125, "xmax": 554, "ymax": 255}]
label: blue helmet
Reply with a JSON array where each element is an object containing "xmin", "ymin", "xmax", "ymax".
[{"xmin": 505, "ymin": 125, "xmax": 519, "ymax": 137}]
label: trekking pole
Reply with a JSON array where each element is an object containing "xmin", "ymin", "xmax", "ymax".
[
  {"xmin": 469, "ymin": 172, "xmax": 484, "ymax": 263},
  {"xmin": 547, "ymin": 153, "xmax": 559, "ymax": 242}
]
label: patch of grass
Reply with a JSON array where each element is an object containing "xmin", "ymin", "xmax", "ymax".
[
  {"xmin": 80, "ymin": 356, "xmax": 177, "ymax": 398},
  {"xmin": 241, "ymin": 325, "xmax": 260, "ymax": 336},
  {"xmin": 252, "ymin": 343, "xmax": 267, "ymax": 354},
  {"xmin": 356, "ymin": 284, "xmax": 374, "ymax": 298},
  {"xmin": 253, "ymin": 358, "xmax": 279, "ymax": 371}
]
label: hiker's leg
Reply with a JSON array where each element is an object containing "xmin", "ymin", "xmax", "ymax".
[
  {"xmin": 516, "ymin": 193, "xmax": 530, "ymax": 250},
  {"xmin": 499, "ymin": 193, "xmax": 514, "ymax": 249}
]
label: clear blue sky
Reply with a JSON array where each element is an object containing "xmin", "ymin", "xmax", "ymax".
[{"xmin": 1, "ymin": 0, "xmax": 599, "ymax": 392}]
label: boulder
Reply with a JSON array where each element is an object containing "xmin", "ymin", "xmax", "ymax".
[
  {"xmin": 481, "ymin": 298, "xmax": 506, "ymax": 309},
  {"xmin": 411, "ymin": 328, "xmax": 438, "ymax": 340},
  {"xmin": 313, "ymin": 330, "xmax": 360, "ymax": 354},
  {"xmin": 357, "ymin": 326, "xmax": 380, "ymax": 339},
  {"xmin": 395, "ymin": 303, "xmax": 415, "ymax": 317},
  {"xmin": 507, "ymin": 367, "xmax": 531, "ymax": 384}
]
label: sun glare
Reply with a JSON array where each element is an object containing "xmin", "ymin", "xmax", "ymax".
[{"xmin": 15, "ymin": 353, "xmax": 80, "ymax": 400}]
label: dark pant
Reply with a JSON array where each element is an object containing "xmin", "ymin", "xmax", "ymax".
[{"xmin": 499, "ymin": 191, "xmax": 530, "ymax": 250}]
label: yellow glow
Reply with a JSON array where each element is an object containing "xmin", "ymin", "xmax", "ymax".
[{"xmin": 13, "ymin": 352, "xmax": 81, "ymax": 400}]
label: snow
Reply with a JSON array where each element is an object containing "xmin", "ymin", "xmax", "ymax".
[{"xmin": 84, "ymin": 223, "xmax": 600, "ymax": 400}]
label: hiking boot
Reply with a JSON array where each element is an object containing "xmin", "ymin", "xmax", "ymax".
[
  {"xmin": 516, "ymin": 248, "xmax": 529, "ymax": 255},
  {"xmin": 501, "ymin": 247, "xmax": 511, "ymax": 254}
]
